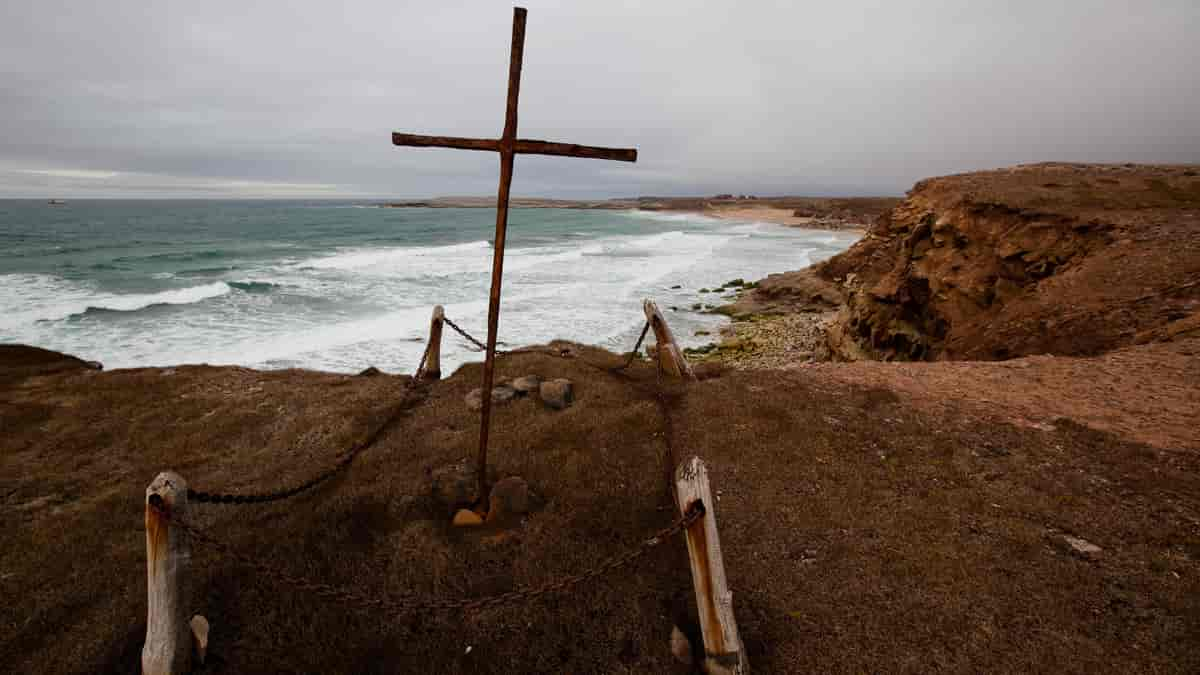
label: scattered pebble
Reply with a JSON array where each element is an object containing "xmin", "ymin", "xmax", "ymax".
[
  {"xmin": 465, "ymin": 384, "xmax": 517, "ymax": 411},
  {"xmin": 670, "ymin": 625, "xmax": 692, "ymax": 665},
  {"xmin": 1063, "ymin": 535, "xmax": 1102, "ymax": 556},
  {"xmin": 452, "ymin": 509, "xmax": 483, "ymax": 527}
]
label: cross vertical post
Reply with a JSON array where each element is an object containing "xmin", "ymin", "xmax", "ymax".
[
  {"xmin": 477, "ymin": 6, "xmax": 526, "ymax": 505},
  {"xmin": 391, "ymin": 6, "xmax": 637, "ymax": 504}
]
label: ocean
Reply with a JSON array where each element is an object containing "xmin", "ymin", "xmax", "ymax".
[{"xmin": 0, "ymin": 200, "xmax": 857, "ymax": 374}]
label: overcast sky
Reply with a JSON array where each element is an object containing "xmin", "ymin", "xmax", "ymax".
[{"xmin": 1, "ymin": 0, "xmax": 1197, "ymax": 198}]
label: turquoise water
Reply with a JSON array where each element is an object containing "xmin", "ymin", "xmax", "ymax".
[{"xmin": 0, "ymin": 200, "xmax": 857, "ymax": 373}]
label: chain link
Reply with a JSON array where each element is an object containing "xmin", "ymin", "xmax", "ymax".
[
  {"xmin": 441, "ymin": 315, "xmax": 490, "ymax": 352},
  {"xmin": 610, "ymin": 321, "xmax": 650, "ymax": 372},
  {"xmin": 174, "ymin": 310, "xmax": 696, "ymax": 613},
  {"xmin": 188, "ymin": 338, "xmax": 433, "ymax": 506},
  {"xmin": 157, "ymin": 500, "xmax": 704, "ymax": 615}
]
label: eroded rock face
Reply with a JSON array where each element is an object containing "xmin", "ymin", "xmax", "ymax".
[{"xmin": 816, "ymin": 163, "xmax": 1200, "ymax": 361}]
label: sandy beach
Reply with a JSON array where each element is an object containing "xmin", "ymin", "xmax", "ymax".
[{"xmin": 696, "ymin": 204, "xmax": 868, "ymax": 232}]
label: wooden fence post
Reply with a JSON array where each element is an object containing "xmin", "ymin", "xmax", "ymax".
[
  {"xmin": 143, "ymin": 471, "xmax": 192, "ymax": 675},
  {"xmin": 424, "ymin": 305, "xmax": 445, "ymax": 381},
  {"xmin": 675, "ymin": 456, "xmax": 748, "ymax": 674},
  {"xmin": 643, "ymin": 299, "xmax": 696, "ymax": 380}
]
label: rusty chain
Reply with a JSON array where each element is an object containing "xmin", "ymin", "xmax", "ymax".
[
  {"xmin": 155, "ymin": 499, "xmax": 704, "ymax": 615},
  {"xmin": 153, "ymin": 308, "xmax": 705, "ymax": 645},
  {"xmin": 187, "ymin": 337, "xmax": 434, "ymax": 506},
  {"xmin": 185, "ymin": 314, "xmax": 646, "ymax": 506},
  {"xmin": 611, "ymin": 321, "xmax": 651, "ymax": 372},
  {"xmin": 441, "ymin": 315, "xmax": 491, "ymax": 353}
]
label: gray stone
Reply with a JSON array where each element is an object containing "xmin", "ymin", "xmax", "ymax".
[
  {"xmin": 465, "ymin": 385, "xmax": 517, "ymax": 411},
  {"xmin": 492, "ymin": 384, "xmax": 516, "ymax": 403},
  {"xmin": 487, "ymin": 476, "xmax": 530, "ymax": 522},
  {"xmin": 539, "ymin": 378, "xmax": 574, "ymax": 410},
  {"xmin": 512, "ymin": 375, "xmax": 541, "ymax": 395},
  {"xmin": 428, "ymin": 460, "xmax": 495, "ymax": 509}
]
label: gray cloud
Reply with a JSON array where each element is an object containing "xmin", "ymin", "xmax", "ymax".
[{"xmin": 1, "ymin": 0, "xmax": 1197, "ymax": 198}]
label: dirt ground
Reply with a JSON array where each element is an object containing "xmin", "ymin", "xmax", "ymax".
[{"xmin": 3, "ymin": 337, "xmax": 1198, "ymax": 673}]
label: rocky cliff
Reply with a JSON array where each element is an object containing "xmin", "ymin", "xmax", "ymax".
[{"xmin": 816, "ymin": 163, "xmax": 1200, "ymax": 361}]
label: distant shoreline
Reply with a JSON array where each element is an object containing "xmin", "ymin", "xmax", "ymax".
[{"xmin": 378, "ymin": 195, "xmax": 898, "ymax": 232}]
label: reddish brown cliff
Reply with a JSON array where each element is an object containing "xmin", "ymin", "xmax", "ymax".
[{"xmin": 817, "ymin": 163, "xmax": 1200, "ymax": 360}]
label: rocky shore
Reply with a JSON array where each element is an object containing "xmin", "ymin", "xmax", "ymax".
[{"xmin": 703, "ymin": 162, "xmax": 1200, "ymax": 369}]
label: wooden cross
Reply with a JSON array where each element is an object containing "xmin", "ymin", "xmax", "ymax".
[{"xmin": 392, "ymin": 7, "xmax": 638, "ymax": 502}]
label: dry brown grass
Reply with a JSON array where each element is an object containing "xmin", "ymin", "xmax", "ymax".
[{"xmin": 3, "ymin": 340, "xmax": 1199, "ymax": 673}]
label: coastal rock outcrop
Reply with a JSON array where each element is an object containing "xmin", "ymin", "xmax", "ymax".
[{"xmin": 814, "ymin": 163, "xmax": 1200, "ymax": 361}]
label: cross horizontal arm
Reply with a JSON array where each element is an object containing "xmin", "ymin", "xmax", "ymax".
[
  {"xmin": 392, "ymin": 133, "xmax": 499, "ymax": 152},
  {"xmin": 392, "ymin": 132, "xmax": 637, "ymax": 163},
  {"xmin": 514, "ymin": 139, "xmax": 637, "ymax": 162}
]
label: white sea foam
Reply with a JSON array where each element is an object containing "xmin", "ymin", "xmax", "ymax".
[
  {"xmin": 2, "ymin": 207, "xmax": 858, "ymax": 373},
  {"xmin": 0, "ymin": 275, "xmax": 231, "ymax": 329},
  {"xmin": 620, "ymin": 209, "xmax": 720, "ymax": 224},
  {"xmin": 301, "ymin": 240, "xmax": 491, "ymax": 271}
]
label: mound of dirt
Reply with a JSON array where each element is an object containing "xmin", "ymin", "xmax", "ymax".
[{"xmin": 733, "ymin": 163, "xmax": 1200, "ymax": 362}]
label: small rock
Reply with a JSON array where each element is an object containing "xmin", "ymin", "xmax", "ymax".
[
  {"xmin": 453, "ymin": 509, "xmax": 483, "ymax": 527},
  {"xmin": 487, "ymin": 476, "xmax": 530, "ymax": 522},
  {"xmin": 429, "ymin": 460, "xmax": 491, "ymax": 509},
  {"xmin": 539, "ymin": 379, "xmax": 574, "ymax": 410},
  {"xmin": 465, "ymin": 385, "xmax": 517, "ymax": 411},
  {"xmin": 719, "ymin": 337, "xmax": 745, "ymax": 351},
  {"xmin": 84, "ymin": 360, "xmax": 103, "ymax": 370},
  {"xmin": 357, "ymin": 366, "xmax": 382, "ymax": 377},
  {"xmin": 670, "ymin": 625, "xmax": 693, "ymax": 665},
  {"xmin": 492, "ymin": 384, "xmax": 516, "ymax": 403},
  {"xmin": 1063, "ymin": 535, "xmax": 1102, "ymax": 556},
  {"xmin": 512, "ymin": 374, "xmax": 541, "ymax": 394},
  {"xmin": 190, "ymin": 615, "xmax": 210, "ymax": 665},
  {"xmin": 670, "ymin": 284, "xmax": 682, "ymax": 289}
]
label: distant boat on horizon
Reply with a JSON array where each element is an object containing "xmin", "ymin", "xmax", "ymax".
[{"xmin": 47, "ymin": 199, "xmax": 67, "ymax": 205}]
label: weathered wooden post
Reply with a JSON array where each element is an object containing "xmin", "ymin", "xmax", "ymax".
[
  {"xmin": 644, "ymin": 299, "xmax": 696, "ymax": 380},
  {"xmin": 424, "ymin": 304, "xmax": 444, "ymax": 381},
  {"xmin": 675, "ymin": 457, "xmax": 748, "ymax": 674},
  {"xmin": 143, "ymin": 472, "xmax": 192, "ymax": 675}
]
